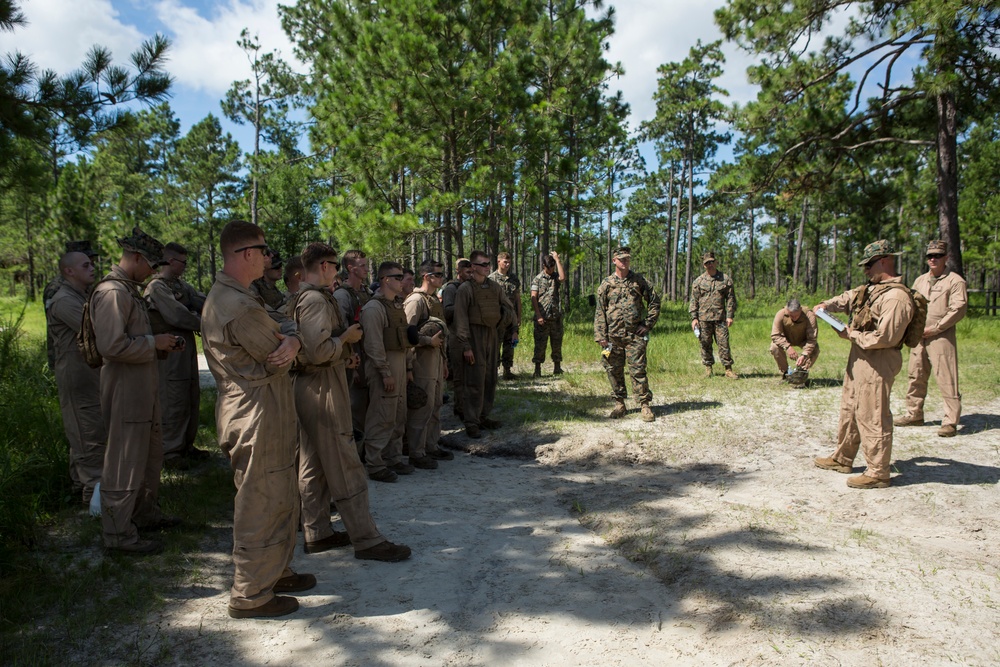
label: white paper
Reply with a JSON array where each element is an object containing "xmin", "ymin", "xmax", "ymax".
[{"xmin": 816, "ymin": 308, "xmax": 846, "ymax": 332}]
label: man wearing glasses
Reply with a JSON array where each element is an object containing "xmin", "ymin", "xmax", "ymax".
[
  {"xmin": 90, "ymin": 226, "xmax": 183, "ymax": 554},
  {"xmin": 335, "ymin": 250, "xmax": 374, "ymax": 453},
  {"xmin": 895, "ymin": 240, "xmax": 967, "ymax": 437},
  {"xmin": 144, "ymin": 242, "xmax": 207, "ymax": 467},
  {"xmin": 813, "ymin": 239, "xmax": 914, "ymax": 489},
  {"xmin": 360, "ymin": 262, "xmax": 416, "ymax": 482},
  {"xmin": 202, "ymin": 221, "xmax": 312, "ymax": 618},
  {"xmin": 454, "ymin": 250, "xmax": 515, "ymax": 439},
  {"xmin": 488, "ymin": 252, "xmax": 521, "ymax": 380},
  {"xmin": 690, "ymin": 251, "xmax": 738, "ymax": 379}
]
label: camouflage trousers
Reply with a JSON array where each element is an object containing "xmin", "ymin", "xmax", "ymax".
[
  {"xmin": 532, "ymin": 316, "xmax": 563, "ymax": 364},
  {"xmin": 699, "ymin": 320, "xmax": 734, "ymax": 367},
  {"xmin": 602, "ymin": 334, "xmax": 651, "ymax": 404},
  {"xmin": 499, "ymin": 324, "xmax": 518, "ymax": 368}
]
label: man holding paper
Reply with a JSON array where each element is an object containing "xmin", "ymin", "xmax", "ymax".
[{"xmin": 812, "ymin": 240, "xmax": 914, "ymax": 490}]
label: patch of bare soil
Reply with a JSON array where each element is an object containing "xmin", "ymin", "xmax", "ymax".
[{"xmin": 140, "ymin": 367, "xmax": 999, "ymax": 666}]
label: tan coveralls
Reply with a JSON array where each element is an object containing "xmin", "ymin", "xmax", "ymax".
[
  {"xmin": 904, "ymin": 270, "xmax": 967, "ymax": 426},
  {"xmin": 442, "ymin": 279, "xmax": 466, "ymax": 418},
  {"xmin": 403, "ymin": 290, "xmax": 447, "ymax": 458},
  {"xmin": 824, "ymin": 277, "xmax": 913, "ymax": 480},
  {"xmin": 291, "ymin": 285, "xmax": 384, "ymax": 550},
  {"xmin": 48, "ymin": 282, "xmax": 106, "ymax": 503},
  {"xmin": 360, "ymin": 295, "xmax": 408, "ymax": 474},
  {"xmin": 90, "ymin": 265, "xmax": 164, "ymax": 547},
  {"xmin": 454, "ymin": 278, "xmax": 512, "ymax": 429},
  {"xmin": 770, "ymin": 307, "xmax": 820, "ymax": 372},
  {"xmin": 144, "ymin": 277, "xmax": 204, "ymax": 458},
  {"xmin": 202, "ymin": 272, "xmax": 299, "ymax": 611}
]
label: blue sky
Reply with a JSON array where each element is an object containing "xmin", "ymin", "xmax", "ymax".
[{"xmin": 9, "ymin": 0, "xmax": 764, "ymax": 161}]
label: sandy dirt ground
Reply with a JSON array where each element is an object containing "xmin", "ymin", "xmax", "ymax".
[{"xmin": 168, "ymin": 357, "xmax": 1000, "ymax": 666}]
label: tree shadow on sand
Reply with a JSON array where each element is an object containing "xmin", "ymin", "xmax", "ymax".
[{"xmin": 891, "ymin": 456, "xmax": 1000, "ymax": 486}]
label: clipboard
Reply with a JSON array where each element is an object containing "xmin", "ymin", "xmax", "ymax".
[{"xmin": 816, "ymin": 308, "xmax": 846, "ymax": 332}]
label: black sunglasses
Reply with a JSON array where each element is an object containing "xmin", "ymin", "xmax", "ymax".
[
  {"xmin": 234, "ymin": 244, "xmax": 272, "ymax": 256},
  {"xmin": 926, "ymin": 254, "xmax": 946, "ymax": 260},
  {"xmin": 383, "ymin": 273, "xmax": 405, "ymax": 281},
  {"xmin": 321, "ymin": 259, "xmax": 340, "ymax": 270},
  {"xmin": 472, "ymin": 261, "xmax": 490, "ymax": 267}
]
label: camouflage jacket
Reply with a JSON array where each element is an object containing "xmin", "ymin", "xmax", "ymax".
[
  {"xmin": 251, "ymin": 277, "xmax": 287, "ymax": 311},
  {"xmin": 689, "ymin": 271, "xmax": 736, "ymax": 322},
  {"xmin": 531, "ymin": 271, "xmax": 561, "ymax": 319},
  {"xmin": 488, "ymin": 270, "xmax": 521, "ymax": 326},
  {"xmin": 594, "ymin": 270, "xmax": 661, "ymax": 341}
]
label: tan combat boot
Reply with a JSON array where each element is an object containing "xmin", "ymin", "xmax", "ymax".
[
  {"xmin": 704, "ymin": 366, "xmax": 713, "ymax": 378},
  {"xmin": 724, "ymin": 366, "xmax": 739, "ymax": 379},
  {"xmin": 609, "ymin": 400, "xmax": 627, "ymax": 419},
  {"xmin": 937, "ymin": 424, "xmax": 957, "ymax": 437},
  {"xmin": 640, "ymin": 403, "xmax": 655, "ymax": 422},
  {"xmin": 893, "ymin": 413, "xmax": 924, "ymax": 426}
]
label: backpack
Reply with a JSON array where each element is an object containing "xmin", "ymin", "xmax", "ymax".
[
  {"xmin": 849, "ymin": 282, "xmax": 928, "ymax": 348},
  {"xmin": 900, "ymin": 286, "xmax": 929, "ymax": 348},
  {"xmin": 77, "ymin": 277, "xmax": 149, "ymax": 368}
]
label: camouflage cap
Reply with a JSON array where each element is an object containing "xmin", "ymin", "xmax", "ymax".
[
  {"xmin": 702, "ymin": 251, "xmax": 716, "ymax": 264},
  {"xmin": 613, "ymin": 247, "xmax": 631, "ymax": 260},
  {"xmin": 65, "ymin": 240, "xmax": 100, "ymax": 258},
  {"xmin": 117, "ymin": 226, "xmax": 164, "ymax": 266},
  {"xmin": 418, "ymin": 316, "xmax": 446, "ymax": 340},
  {"xmin": 269, "ymin": 252, "xmax": 284, "ymax": 270},
  {"xmin": 857, "ymin": 239, "xmax": 902, "ymax": 266},
  {"xmin": 926, "ymin": 240, "xmax": 948, "ymax": 256}
]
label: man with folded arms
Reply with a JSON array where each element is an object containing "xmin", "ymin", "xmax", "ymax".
[
  {"xmin": 291, "ymin": 242, "xmax": 411, "ymax": 561},
  {"xmin": 202, "ymin": 220, "xmax": 314, "ymax": 619}
]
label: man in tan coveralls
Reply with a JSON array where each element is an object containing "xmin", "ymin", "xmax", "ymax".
[
  {"xmin": 91, "ymin": 227, "xmax": 181, "ymax": 554},
  {"xmin": 404, "ymin": 259, "xmax": 452, "ymax": 469},
  {"xmin": 48, "ymin": 251, "xmax": 106, "ymax": 504},
  {"xmin": 334, "ymin": 250, "xmax": 373, "ymax": 450},
  {"xmin": 895, "ymin": 240, "xmax": 967, "ymax": 437},
  {"xmin": 361, "ymin": 261, "xmax": 415, "ymax": 482},
  {"xmin": 291, "ymin": 243, "xmax": 411, "ymax": 561},
  {"xmin": 814, "ymin": 240, "xmax": 914, "ymax": 490},
  {"xmin": 454, "ymin": 250, "xmax": 514, "ymax": 439},
  {"xmin": 202, "ymin": 220, "xmax": 315, "ymax": 619},
  {"xmin": 443, "ymin": 258, "xmax": 473, "ymax": 420},
  {"xmin": 144, "ymin": 242, "xmax": 206, "ymax": 466},
  {"xmin": 770, "ymin": 298, "xmax": 820, "ymax": 379}
]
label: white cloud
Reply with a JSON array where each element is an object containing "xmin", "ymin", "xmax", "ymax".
[
  {"xmin": 152, "ymin": 0, "xmax": 301, "ymax": 95},
  {"xmin": 5, "ymin": 0, "xmax": 147, "ymax": 73},
  {"xmin": 603, "ymin": 0, "xmax": 760, "ymax": 126}
]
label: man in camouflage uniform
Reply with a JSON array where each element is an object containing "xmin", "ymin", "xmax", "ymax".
[
  {"xmin": 488, "ymin": 252, "xmax": 521, "ymax": 380},
  {"xmin": 594, "ymin": 247, "xmax": 661, "ymax": 422},
  {"xmin": 770, "ymin": 297, "xmax": 820, "ymax": 380},
  {"xmin": 282, "ymin": 255, "xmax": 304, "ymax": 309},
  {"xmin": 895, "ymin": 240, "xmax": 967, "ymax": 437},
  {"xmin": 690, "ymin": 251, "xmax": 738, "ymax": 379},
  {"xmin": 252, "ymin": 251, "xmax": 287, "ymax": 311},
  {"xmin": 442, "ymin": 258, "xmax": 473, "ymax": 421},
  {"xmin": 47, "ymin": 250, "xmax": 106, "ymax": 504},
  {"xmin": 45, "ymin": 240, "xmax": 100, "ymax": 372},
  {"xmin": 144, "ymin": 242, "xmax": 207, "ymax": 467},
  {"xmin": 531, "ymin": 251, "xmax": 566, "ymax": 378},
  {"xmin": 334, "ymin": 250, "xmax": 373, "ymax": 451},
  {"xmin": 814, "ymin": 239, "xmax": 914, "ymax": 490}
]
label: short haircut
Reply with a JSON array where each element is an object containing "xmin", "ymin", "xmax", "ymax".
[
  {"xmin": 377, "ymin": 261, "xmax": 403, "ymax": 279},
  {"xmin": 497, "ymin": 251, "xmax": 512, "ymax": 261},
  {"xmin": 418, "ymin": 259, "xmax": 444, "ymax": 281},
  {"xmin": 220, "ymin": 220, "xmax": 265, "ymax": 255},
  {"xmin": 402, "ymin": 267, "xmax": 415, "ymax": 276},
  {"xmin": 786, "ymin": 298, "xmax": 802, "ymax": 312},
  {"xmin": 300, "ymin": 243, "xmax": 336, "ymax": 272},
  {"xmin": 469, "ymin": 249, "xmax": 489, "ymax": 263},
  {"xmin": 456, "ymin": 258, "xmax": 472, "ymax": 270},
  {"xmin": 542, "ymin": 254, "xmax": 556, "ymax": 270},
  {"xmin": 164, "ymin": 242, "xmax": 188, "ymax": 255},
  {"xmin": 284, "ymin": 255, "xmax": 304, "ymax": 282},
  {"xmin": 59, "ymin": 251, "xmax": 87, "ymax": 273},
  {"xmin": 341, "ymin": 249, "xmax": 367, "ymax": 269}
]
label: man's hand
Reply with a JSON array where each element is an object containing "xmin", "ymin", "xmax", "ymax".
[
  {"xmin": 788, "ymin": 348, "xmax": 799, "ymax": 360},
  {"xmin": 340, "ymin": 323, "xmax": 363, "ymax": 345},
  {"xmin": 268, "ymin": 332, "xmax": 301, "ymax": 367},
  {"xmin": 154, "ymin": 334, "xmax": 181, "ymax": 352},
  {"xmin": 635, "ymin": 325, "xmax": 649, "ymax": 337},
  {"xmin": 922, "ymin": 327, "xmax": 934, "ymax": 338},
  {"xmin": 429, "ymin": 330, "xmax": 444, "ymax": 348},
  {"xmin": 346, "ymin": 353, "xmax": 360, "ymax": 369},
  {"xmin": 837, "ymin": 326, "xmax": 851, "ymax": 340},
  {"xmin": 382, "ymin": 375, "xmax": 396, "ymax": 393},
  {"xmin": 691, "ymin": 319, "xmax": 699, "ymax": 331},
  {"xmin": 725, "ymin": 318, "xmax": 733, "ymax": 327},
  {"xmin": 814, "ymin": 302, "xmax": 827, "ymax": 312},
  {"xmin": 597, "ymin": 339, "xmax": 607, "ymax": 348},
  {"xmin": 795, "ymin": 355, "xmax": 808, "ymax": 368},
  {"xmin": 464, "ymin": 349, "xmax": 475, "ymax": 365},
  {"xmin": 536, "ymin": 315, "xmax": 545, "ymax": 325},
  {"xmin": 512, "ymin": 333, "xmax": 519, "ymax": 344}
]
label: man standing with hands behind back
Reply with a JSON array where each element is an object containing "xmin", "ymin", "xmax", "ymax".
[
  {"xmin": 202, "ymin": 220, "xmax": 315, "ymax": 619},
  {"xmin": 895, "ymin": 240, "xmax": 967, "ymax": 437}
]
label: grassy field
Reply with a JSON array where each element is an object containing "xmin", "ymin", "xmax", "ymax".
[{"xmin": 1, "ymin": 290, "xmax": 998, "ymax": 663}]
